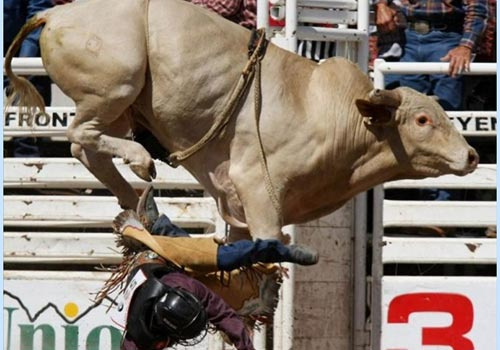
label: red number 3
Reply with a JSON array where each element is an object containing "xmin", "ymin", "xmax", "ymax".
[{"xmin": 388, "ymin": 293, "xmax": 474, "ymax": 350}]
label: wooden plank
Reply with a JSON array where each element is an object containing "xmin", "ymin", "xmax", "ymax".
[
  {"xmin": 4, "ymin": 195, "xmax": 217, "ymax": 229},
  {"xmin": 4, "ymin": 232, "xmax": 120, "ymax": 264},
  {"xmin": 382, "ymin": 237, "xmax": 496, "ymax": 264},
  {"xmin": 4, "ymin": 158, "xmax": 202, "ymax": 190},
  {"xmin": 384, "ymin": 164, "xmax": 496, "ymax": 189},
  {"xmin": 4, "ymin": 231, "xmax": 216, "ymax": 264},
  {"xmin": 3, "ymin": 232, "xmax": 215, "ymax": 264},
  {"xmin": 383, "ymin": 200, "xmax": 496, "ymax": 227}
]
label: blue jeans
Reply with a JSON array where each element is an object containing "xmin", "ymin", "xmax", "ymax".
[
  {"xmin": 386, "ymin": 29, "xmax": 464, "ymax": 111},
  {"xmin": 151, "ymin": 214, "xmax": 294, "ymax": 271}
]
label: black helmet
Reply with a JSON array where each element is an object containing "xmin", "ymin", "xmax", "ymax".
[
  {"xmin": 152, "ymin": 288, "xmax": 208, "ymax": 340},
  {"xmin": 126, "ymin": 266, "xmax": 208, "ymax": 349}
]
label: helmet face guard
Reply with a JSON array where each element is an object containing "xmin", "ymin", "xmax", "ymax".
[{"xmin": 126, "ymin": 268, "xmax": 208, "ymax": 348}]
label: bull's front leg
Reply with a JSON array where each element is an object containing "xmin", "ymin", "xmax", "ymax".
[{"xmin": 229, "ymin": 164, "xmax": 290, "ymax": 244}]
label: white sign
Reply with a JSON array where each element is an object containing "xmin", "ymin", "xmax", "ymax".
[
  {"xmin": 448, "ymin": 115, "xmax": 496, "ymax": 134},
  {"xmin": 382, "ymin": 276, "xmax": 496, "ymax": 350},
  {"xmin": 4, "ymin": 271, "xmax": 121, "ymax": 350},
  {"xmin": 4, "ymin": 271, "xmax": 208, "ymax": 350}
]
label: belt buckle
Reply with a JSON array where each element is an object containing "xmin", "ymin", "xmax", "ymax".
[{"xmin": 413, "ymin": 20, "xmax": 430, "ymax": 34}]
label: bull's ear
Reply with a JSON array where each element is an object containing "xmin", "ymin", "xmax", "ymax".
[
  {"xmin": 355, "ymin": 99, "xmax": 394, "ymax": 125},
  {"xmin": 355, "ymin": 89, "xmax": 402, "ymax": 125}
]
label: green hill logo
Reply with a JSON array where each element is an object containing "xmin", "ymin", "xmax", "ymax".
[{"xmin": 4, "ymin": 290, "xmax": 123, "ymax": 350}]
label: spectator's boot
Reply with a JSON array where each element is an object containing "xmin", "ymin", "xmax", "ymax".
[
  {"xmin": 136, "ymin": 184, "xmax": 159, "ymax": 231},
  {"xmin": 287, "ymin": 245, "xmax": 319, "ymax": 265}
]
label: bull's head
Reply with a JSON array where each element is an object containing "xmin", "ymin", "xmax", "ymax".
[{"xmin": 355, "ymin": 87, "xmax": 479, "ymax": 178}]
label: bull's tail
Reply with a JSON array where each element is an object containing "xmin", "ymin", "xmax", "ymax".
[{"xmin": 4, "ymin": 15, "xmax": 48, "ymax": 114}]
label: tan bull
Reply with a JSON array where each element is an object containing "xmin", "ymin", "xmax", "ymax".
[{"xmin": 5, "ymin": 0, "xmax": 478, "ymax": 242}]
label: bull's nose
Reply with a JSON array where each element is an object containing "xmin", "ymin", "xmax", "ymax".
[{"xmin": 467, "ymin": 148, "xmax": 479, "ymax": 169}]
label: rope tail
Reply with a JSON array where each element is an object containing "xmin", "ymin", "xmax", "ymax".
[{"xmin": 4, "ymin": 15, "xmax": 48, "ymax": 116}]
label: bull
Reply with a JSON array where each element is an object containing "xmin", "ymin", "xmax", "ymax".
[{"xmin": 5, "ymin": 0, "xmax": 479, "ymax": 242}]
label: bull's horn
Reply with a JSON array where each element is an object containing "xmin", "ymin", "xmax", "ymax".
[{"xmin": 368, "ymin": 89, "xmax": 401, "ymax": 108}]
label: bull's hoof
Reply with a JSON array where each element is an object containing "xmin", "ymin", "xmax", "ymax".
[{"xmin": 130, "ymin": 159, "xmax": 156, "ymax": 182}]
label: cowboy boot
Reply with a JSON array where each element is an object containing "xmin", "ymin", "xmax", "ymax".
[
  {"xmin": 287, "ymin": 244, "xmax": 319, "ymax": 265},
  {"xmin": 136, "ymin": 184, "xmax": 159, "ymax": 231}
]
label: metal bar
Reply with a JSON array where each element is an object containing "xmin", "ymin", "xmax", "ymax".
[
  {"xmin": 297, "ymin": 0, "xmax": 358, "ymax": 9},
  {"xmin": 257, "ymin": 0, "xmax": 270, "ymax": 36},
  {"xmin": 281, "ymin": 224, "xmax": 296, "ymax": 350},
  {"xmin": 285, "ymin": 0, "xmax": 298, "ymax": 52},
  {"xmin": 296, "ymin": 27, "xmax": 367, "ymax": 42},
  {"xmin": 370, "ymin": 185, "xmax": 385, "ymax": 350},
  {"xmin": 374, "ymin": 59, "xmax": 497, "ymax": 75},
  {"xmin": 353, "ymin": 193, "xmax": 368, "ymax": 350},
  {"xmin": 356, "ymin": 0, "xmax": 370, "ymax": 72},
  {"xmin": 6, "ymin": 57, "xmax": 45, "ymax": 75},
  {"xmin": 297, "ymin": 8, "xmax": 357, "ymax": 25}
]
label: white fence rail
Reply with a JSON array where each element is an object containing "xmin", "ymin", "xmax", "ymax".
[{"xmin": 4, "ymin": 158, "xmax": 200, "ymax": 190}]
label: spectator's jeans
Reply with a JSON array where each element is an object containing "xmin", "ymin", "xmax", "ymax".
[
  {"xmin": 151, "ymin": 214, "xmax": 294, "ymax": 271},
  {"xmin": 387, "ymin": 29, "xmax": 464, "ymax": 111}
]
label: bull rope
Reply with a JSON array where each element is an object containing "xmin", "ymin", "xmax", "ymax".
[
  {"xmin": 168, "ymin": 29, "xmax": 283, "ymax": 220},
  {"xmin": 167, "ymin": 29, "xmax": 267, "ymax": 166}
]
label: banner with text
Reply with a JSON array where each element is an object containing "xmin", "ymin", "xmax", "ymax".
[{"xmin": 382, "ymin": 276, "xmax": 496, "ymax": 350}]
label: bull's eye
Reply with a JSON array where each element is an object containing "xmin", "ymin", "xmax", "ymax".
[{"xmin": 416, "ymin": 115, "xmax": 431, "ymax": 126}]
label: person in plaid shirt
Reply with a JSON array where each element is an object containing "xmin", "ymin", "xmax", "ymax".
[
  {"xmin": 376, "ymin": 0, "xmax": 488, "ymax": 110},
  {"xmin": 191, "ymin": 0, "xmax": 256, "ymax": 28}
]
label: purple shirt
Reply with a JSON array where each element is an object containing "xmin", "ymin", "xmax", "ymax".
[{"xmin": 122, "ymin": 272, "xmax": 255, "ymax": 350}]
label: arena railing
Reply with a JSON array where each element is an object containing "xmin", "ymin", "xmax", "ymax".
[
  {"xmin": 369, "ymin": 59, "xmax": 497, "ymax": 350},
  {"xmin": 257, "ymin": 0, "xmax": 370, "ymax": 71}
]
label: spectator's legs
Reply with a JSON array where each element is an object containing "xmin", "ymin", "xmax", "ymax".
[
  {"xmin": 424, "ymin": 31, "xmax": 463, "ymax": 111},
  {"xmin": 395, "ymin": 30, "xmax": 432, "ymax": 93},
  {"xmin": 12, "ymin": 138, "xmax": 41, "ymax": 157}
]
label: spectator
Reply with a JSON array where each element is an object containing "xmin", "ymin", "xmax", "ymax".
[
  {"xmin": 4, "ymin": 0, "xmax": 54, "ymax": 157},
  {"xmin": 191, "ymin": 0, "xmax": 256, "ymax": 28},
  {"xmin": 375, "ymin": 0, "xmax": 488, "ymax": 111}
]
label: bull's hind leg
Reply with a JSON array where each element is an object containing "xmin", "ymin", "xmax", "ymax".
[
  {"xmin": 71, "ymin": 144, "xmax": 139, "ymax": 209},
  {"xmin": 70, "ymin": 111, "xmax": 140, "ymax": 209},
  {"xmin": 67, "ymin": 95, "xmax": 155, "ymax": 208}
]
